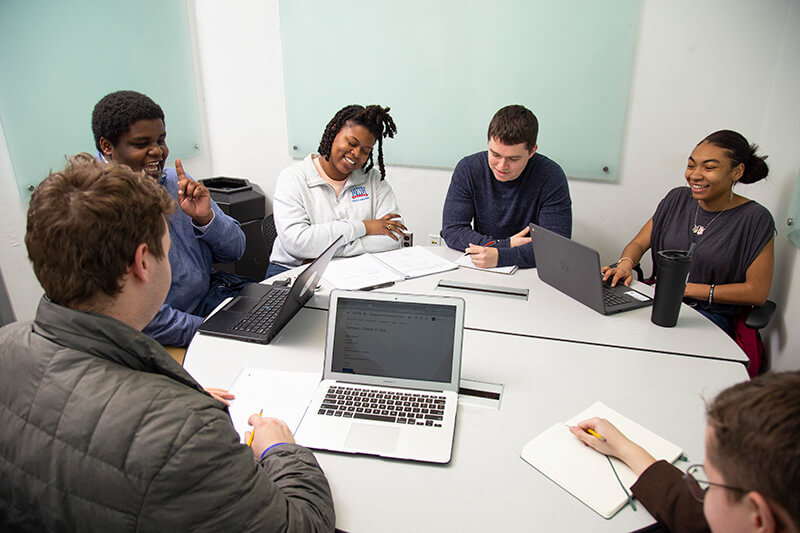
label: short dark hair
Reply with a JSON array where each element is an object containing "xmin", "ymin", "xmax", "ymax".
[
  {"xmin": 92, "ymin": 90, "xmax": 165, "ymax": 152},
  {"xmin": 318, "ymin": 105, "xmax": 397, "ymax": 179},
  {"xmin": 487, "ymin": 105, "xmax": 538, "ymax": 151},
  {"xmin": 26, "ymin": 154, "xmax": 175, "ymax": 309},
  {"xmin": 706, "ymin": 371, "xmax": 800, "ymax": 526},
  {"xmin": 701, "ymin": 130, "xmax": 769, "ymax": 184}
]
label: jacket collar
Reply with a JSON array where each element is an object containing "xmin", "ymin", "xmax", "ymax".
[
  {"xmin": 33, "ymin": 297, "xmax": 204, "ymax": 393},
  {"xmin": 304, "ymin": 153, "xmax": 368, "ymax": 189}
]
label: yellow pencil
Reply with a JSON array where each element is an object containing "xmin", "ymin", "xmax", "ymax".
[
  {"xmin": 586, "ymin": 428, "xmax": 607, "ymax": 442},
  {"xmin": 247, "ymin": 409, "xmax": 263, "ymax": 447}
]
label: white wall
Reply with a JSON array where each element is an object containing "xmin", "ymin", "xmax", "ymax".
[
  {"xmin": 1, "ymin": 0, "xmax": 798, "ymax": 369},
  {"xmin": 0, "ymin": 120, "xmax": 41, "ymax": 321},
  {"xmin": 192, "ymin": 0, "xmax": 800, "ymax": 369}
]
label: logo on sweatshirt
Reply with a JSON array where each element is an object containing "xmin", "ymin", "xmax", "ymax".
[{"xmin": 351, "ymin": 186, "xmax": 369, "ymax": 202}]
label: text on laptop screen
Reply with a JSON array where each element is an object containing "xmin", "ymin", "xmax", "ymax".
[{"xmin": 331, "ymin": 297, "xmax": 456, "ymax": 383}]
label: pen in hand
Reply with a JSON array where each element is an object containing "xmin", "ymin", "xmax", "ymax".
[
  {"xmin": 466, "ymin": 241, "xmax": 496, "ymax": 255},
  {"xmin": 585, "ymin": 428, "xmax": 607, "ymax": 442},
  {"xmin": 247, "ymin": 409, "xmax": 263, "ymax": 447}
]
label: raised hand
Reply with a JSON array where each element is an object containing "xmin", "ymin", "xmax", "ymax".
[{"xmin": 176, "ymin": 159, "xmax": 213, "ymax": 226}]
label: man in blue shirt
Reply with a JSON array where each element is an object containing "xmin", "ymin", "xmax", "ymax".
[
  {"xmin": 93, "ymin": 90, "xmax": 248, "ymax": 346},
  {"xmin": 441, "ymin": 105, "xmax": 572, "ymax": 268}
]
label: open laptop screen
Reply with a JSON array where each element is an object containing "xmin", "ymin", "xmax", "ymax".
[{"xmin": 330, "ymin": 297, "xmax": 456, "ymax": 383}]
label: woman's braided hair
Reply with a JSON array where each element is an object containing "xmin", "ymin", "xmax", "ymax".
[{"xmin": 318, "ymin": 105, "xmax": 397, "ymax": 179}]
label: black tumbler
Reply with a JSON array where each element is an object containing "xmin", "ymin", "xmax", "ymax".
[{"xmin": 651, "ymin": 250, "xmax": 693, "ymax": 327}]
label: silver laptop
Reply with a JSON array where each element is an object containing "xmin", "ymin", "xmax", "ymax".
[
  {"xmin": 294, "ymin": 289, "xmax": 465, "ymax": 464},
  {"xmin": 530, "ymin": 223, "xmax": 653, "ymax": 315}
]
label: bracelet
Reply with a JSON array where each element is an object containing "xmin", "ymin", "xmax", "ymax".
[
  {"xmin": 617, "ymin": 257, "xmax": 634, "ymax": 268},
  {"xmin": 708, "ymin": 284, "xmax": 715, "ymax": 304},
  {"xmin": 260, "ymin": 442, "xmax": 289, "ymax": 461}
]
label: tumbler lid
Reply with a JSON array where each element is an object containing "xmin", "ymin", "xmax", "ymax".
[{"xmin": 657, "ymin": 249, "xmax": 692, "ymax": 262}]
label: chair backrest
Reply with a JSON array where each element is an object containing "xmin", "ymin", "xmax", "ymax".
[{"xmin": 262, "ymin": 214, "xmax": 277, "ymax": 261}]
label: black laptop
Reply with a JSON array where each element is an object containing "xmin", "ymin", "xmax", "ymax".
[
  {"xmin": 530, "ymin": 224, "xmax": 652, "ymax": 315},
  {"xmin": 198, "ymin": 235, "xmax": 344, "ymax": 343}
]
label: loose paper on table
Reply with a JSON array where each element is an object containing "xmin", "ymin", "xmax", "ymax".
[{"xmin": 227, "ymin": 368, "xmax": 320, "ymax": 442}]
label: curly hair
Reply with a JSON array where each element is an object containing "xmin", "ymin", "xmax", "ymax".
[
  {"xmin": 92, "ymin": 90, "xmax": 165, "ymax": 152},
  {"xmin": 26, "ymin": 154, "xmax": 175, "ymax": 309},
  {"xmin": 317, "ymin": 105, "xmax": 397, "ymax": 179}
]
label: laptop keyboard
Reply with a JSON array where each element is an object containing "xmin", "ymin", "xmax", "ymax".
[
  {"xmin": 602, "ymin": 284, "xmax": 632, "ymax": 308},
  {"xmin": 231, "ymin": 290, "xmax": 288, "ymax": 333},
  {"xmin": 318, "ymin": 385, "xmax": 446, "ymax": 427}
]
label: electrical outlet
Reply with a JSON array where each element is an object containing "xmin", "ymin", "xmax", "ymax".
[{"xmin": 428, "ymin": 234, "xmax": 442, "ymax": 246}]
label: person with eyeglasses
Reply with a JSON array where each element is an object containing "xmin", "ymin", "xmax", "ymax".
[{"xmin": 570, "ymin": 371, "xmax": 800, "ymax": 533}]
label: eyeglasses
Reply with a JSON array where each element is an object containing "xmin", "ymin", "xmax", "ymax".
[{"xmin": 682, "ymin": 463, "xmax": 747, "ymax": 503}]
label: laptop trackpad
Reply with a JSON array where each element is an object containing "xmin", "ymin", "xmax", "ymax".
[
  {"xmin": 225, "ymin": 296, "xmax": 259, "ymax": 313},
  {"xmin": 345, "ymin": 424, "xmax": 399, "ymax": 453}
]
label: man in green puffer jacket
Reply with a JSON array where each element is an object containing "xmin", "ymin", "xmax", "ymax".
[{"xmin": 0, "ymin": 155, "xmax": 335, "ymax": 532}]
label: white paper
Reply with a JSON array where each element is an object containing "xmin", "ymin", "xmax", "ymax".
[
  {"xmin": 227, "ymin": 368, "xmax": 320, "ymax": 441},
  {"xmin": 455, "ymin": 253, "xmax": 518, "ymax": 274},
  {"xmin": 372, "ymin": 247, "xmax": 458, "ymax": 279},
  {"xmin": 322, "ymin": 254, "xmax": 403, "ymax": 289}
]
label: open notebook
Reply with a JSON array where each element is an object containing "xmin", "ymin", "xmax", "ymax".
[
  {"xmin": 521, "ymin": 401, "xmax": 683, "ymax": 519},
  {"xmin": 323, "ymin": 247, "xmax": 456, "ymax": 289}
]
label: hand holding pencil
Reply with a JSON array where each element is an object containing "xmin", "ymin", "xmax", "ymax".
[
  {"xmin": 246, "ymin": 409, "xmax": 263, "ymax": 447},
  {"xmin": 569, "ymin": 417, "xmax": 657, "ymax": 477},
  {"xmin": 245, "ymin": 411, "xmax": 296, "ymax": 460}
]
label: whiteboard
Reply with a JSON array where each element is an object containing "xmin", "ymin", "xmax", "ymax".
[
  {"xmin": 280, "ymin": 0, "xmax": 640, "ymax": 181},
  {"xmin": 0, "ymin": 0, "xmax": 203, "ymax": 200}
]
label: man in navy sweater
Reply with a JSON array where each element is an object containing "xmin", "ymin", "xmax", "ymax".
[{"xmin": 441, "ymin": 105, "xmax": 572, "ymax": 268}]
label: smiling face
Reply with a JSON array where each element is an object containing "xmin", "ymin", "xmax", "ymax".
[
  {"xmin": 685, "ymin": 141, "xmax": 744, "ymax": 210},
  {"xmin": 100, "ymin": 118, "xmax": 169, "ymax": 180},
  {"xmin": 487, "ymin": 137, "xmax": 536, "ymax": 182},
  {"xmin": 322, "ymin": 123, "xmax": 376, "ymax": 181}
]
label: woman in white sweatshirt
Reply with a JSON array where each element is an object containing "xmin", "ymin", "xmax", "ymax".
[{"xmin": 267, "ymin": 104, "xmax": 406, "ymax": 276}]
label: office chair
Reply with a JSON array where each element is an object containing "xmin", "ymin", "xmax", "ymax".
[
  {"xmin": 261, "ymin": 215, "xmax": 277, "ymax": 276},
  {"xmin": 631, "ymin": 264, "xmax": 776, "ymax": 375}
]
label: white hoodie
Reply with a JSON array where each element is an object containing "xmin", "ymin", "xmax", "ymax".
[{"xmin": 269, "ymin": 154, "xmax": 403, "ymax": 268}]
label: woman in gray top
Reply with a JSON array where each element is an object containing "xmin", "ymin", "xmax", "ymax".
[{"xmin": 602, "ymin": 130, "xmax": 775, "ymax": 339}]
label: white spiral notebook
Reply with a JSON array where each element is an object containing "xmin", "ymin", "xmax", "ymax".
[{"xmin": 521, "ymin": 401, "xmax": 683, "ymax": 519}]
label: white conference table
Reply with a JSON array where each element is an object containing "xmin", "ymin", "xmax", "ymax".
[
  {"xmin": 294, "ymin": 246, "xmax": 748, "ymax": 366},
  {"xmin": 185, "ymin": 306, "xmax": 748, "ymax": 532}
]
